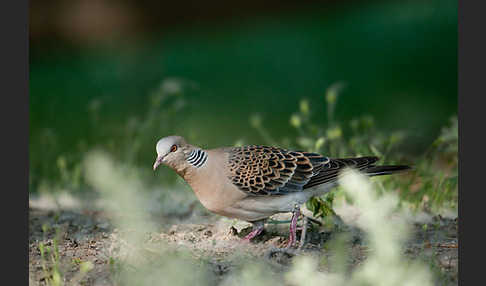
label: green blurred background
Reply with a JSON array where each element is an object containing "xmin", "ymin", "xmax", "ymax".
[{"xmin": 29, "ymin": 0, "xmax": 457, "ymax": 194}]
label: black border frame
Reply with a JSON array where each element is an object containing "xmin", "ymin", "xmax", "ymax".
[{"xmin": 6, "ymin": 0, "xmax": 474, "ymax": 283}]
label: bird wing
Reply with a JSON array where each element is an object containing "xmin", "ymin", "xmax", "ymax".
[
  {"xmin": 227, "ymin": 145, "xmax": 329, "ymax": 196},
  {"xmin": 303, "ymin": 156, "xmax": 379, "ymax": 189}
]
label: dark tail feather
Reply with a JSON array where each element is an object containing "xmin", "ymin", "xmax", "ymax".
[{"xmin": 364, "ymin": 165, "xmax": 412, "ymax": 177}]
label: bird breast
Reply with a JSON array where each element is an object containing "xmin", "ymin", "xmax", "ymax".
[{"xmin": 183, "ymin": 150, "xmax": 247, "ymax": 214}]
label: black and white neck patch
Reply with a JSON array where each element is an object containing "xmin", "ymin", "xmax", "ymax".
[{"xmin": 186, "ymin": 149, "xmax": 208, "ymax": 168}]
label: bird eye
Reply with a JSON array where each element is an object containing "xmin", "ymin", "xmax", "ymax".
[{"xmin": 170, "ymin": 145, "xmax": 178, "ymax": 152}]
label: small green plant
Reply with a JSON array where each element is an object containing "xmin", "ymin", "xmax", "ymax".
[
  {"xmin": 250, "ymin": 83, "xmax": 390, "ymax": 221},
  {"xmin": 306, "ymin": 192, "xmax": 336, "ymax": 219},
  {"xmin": 38, "ymin": 225, "xmax": 63, "ymax": 286},
  {"xmin": 38, "ymin": 224, "xmax": 95, "ymax": 286},
  {"xmin": 249, "ymin": 83, "xmax": 458, "ymax": 220}
]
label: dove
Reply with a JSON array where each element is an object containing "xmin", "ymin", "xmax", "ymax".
[{"xmin": 153, "ymin": 135, "xmax": 410, "ymax": 247}]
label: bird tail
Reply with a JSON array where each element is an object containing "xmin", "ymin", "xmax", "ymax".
[{"xmin": 364, "ymin": 165, "xmax": 412, "ymax": 177}]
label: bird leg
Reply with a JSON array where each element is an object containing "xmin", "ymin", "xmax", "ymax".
[
  {"xmin": 286, "ymin": 205, "xmax": 301, "ymax": 248},
  {"xmin": 243, "ymin": 220, "xmax": 265, "ymax": 241},
  {"xmin": 243, "ymin": 226, "xmax": 263, "ymax": 241},
  {"xmin": 296, "ymin": 215, "xmax": 322, "ymax": 248},
  {"xmin": 298, "ymin": 215, "xmax": 309, "ymax": 249}
]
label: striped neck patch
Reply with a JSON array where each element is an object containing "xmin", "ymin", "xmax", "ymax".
[{"xmin": 186, "ymin": 149, "xmax": 208, "ymax": 168}]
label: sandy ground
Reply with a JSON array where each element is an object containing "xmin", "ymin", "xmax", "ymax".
[{"xmin": 29, "ymin": 196, "xmax": 458, "ymax": 286}]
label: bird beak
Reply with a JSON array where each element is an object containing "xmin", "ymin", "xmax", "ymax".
[{"xmin": 153, "ymin": 156, "xmax": 163, "ymax": 171}]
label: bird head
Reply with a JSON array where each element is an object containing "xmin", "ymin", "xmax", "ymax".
[{"xmin": 153, "ymin": 135, "xmax": 193, "ymax": 171}]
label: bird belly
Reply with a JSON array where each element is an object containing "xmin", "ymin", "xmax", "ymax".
[{"xmin": 224, "ymin": 183, "xmax": 336, "ymax": 221}]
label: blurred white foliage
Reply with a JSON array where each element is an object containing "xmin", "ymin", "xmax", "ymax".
[
  {"xmin": 340, "ymin": 169, "xmax": 433, "ymax": 286},
  {"xmin": 285, "ymin": 256, "xmax": 344, "ymax": 286},
  {"xmin": 84, "ymin": 151, "xmax": 212, "ymax": 286},
  {"xmin": 221, "ymin": 263, "xmax": 277, "ymax": 286},
  {"xmin": 84, "ymin": 151, "xmax": 158, "ymax": 241}
]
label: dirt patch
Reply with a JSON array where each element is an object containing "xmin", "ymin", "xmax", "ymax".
[{"xmin": 29, "ymin": 206, "xmax": 458, "ymax": 285}]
